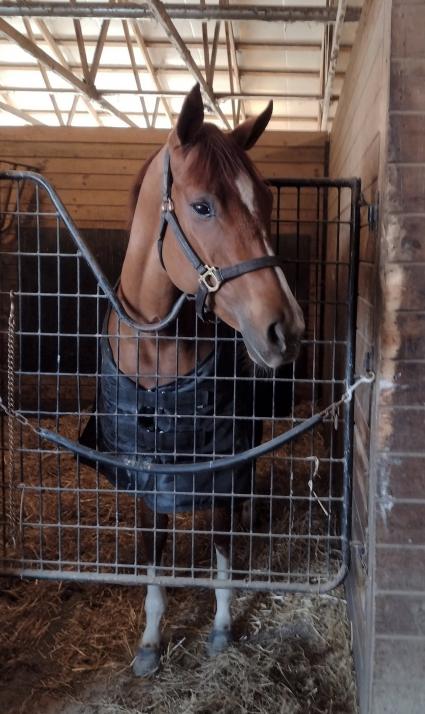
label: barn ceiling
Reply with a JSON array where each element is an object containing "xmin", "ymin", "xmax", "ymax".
[{"xmin": 0, "ymin": 1, "xmax": 364, "ymax": 131}]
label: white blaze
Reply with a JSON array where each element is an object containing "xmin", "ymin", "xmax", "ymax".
[{"xmin": 235, "ymin": 172, "xmax": 256, "ymax": 214}]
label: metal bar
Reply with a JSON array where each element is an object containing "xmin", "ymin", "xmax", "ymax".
[
  {"xmin": 321, "ymin": 0, "xmax": 348, "ymax": 131},
  {"xmin": 341, "ymin": 178, "xmax": 362, "ymax": 582},
  {"xmin": 0, "ymin": 170, "xmax": 188, "ymax": 332},
  {"xmin": 0, "ymin": 3, "xmax": 363, "ymax": 23}
]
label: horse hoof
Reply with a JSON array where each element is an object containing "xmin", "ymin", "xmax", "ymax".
[
  {"xmin": 206, "ymin": 628, "xmax": 233, "ymax": 656},
  {"xmin": 132, "ymin": 646, "xmax": 161, "ymax": 677}
]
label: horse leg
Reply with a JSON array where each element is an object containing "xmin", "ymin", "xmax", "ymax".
[
  {"xmin": 207, "ymin": 500, "xmax": 234, "ymax": 655},
  {"xmin": 133, "ymin": 499, "xmax": 169, "ymax": 677}
]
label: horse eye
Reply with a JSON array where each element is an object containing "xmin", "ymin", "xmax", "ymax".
[{"xmin": 191, "ymin": 201, "xmax": 213, "ymax": 217}]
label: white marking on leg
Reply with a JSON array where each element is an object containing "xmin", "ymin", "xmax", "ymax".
[
  {"xmin": 235, "ymin": 172, "xmax": 256, "ymax": 214},
  {"xmin": 214, "ymin": 547, "xmax": 232, "ymax": 632},
  {"xmin": 140, "ymin": 566, "xmax": 167, "ymax": 648}
]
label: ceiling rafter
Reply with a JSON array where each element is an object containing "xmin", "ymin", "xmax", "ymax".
[
  {"xmin": 0, "ymin": 17, "xmax": 138, "ymax": 127},
  {"xmin": 0, "ymin": 93, "xmax": 43, "ymax": 126},
  {"xmin": 208, "ymin": 22, "xmax": 221, "ymax": 90},
  {"xmin": 22, "ymin": 18, "xmax": 65, "ymax": 126},
  {"xmin": 0, "ymin": 86, "xmax": 339, "ymax": 102},
  {"xmin": 144, "ymin": 0, "xmax": 231, "ymax": 129},
  {"xmin": 0, "ymin": 36, "xmax": 354, "ymax": 54},
  {"xmin": 131, "ymin": 20, "xmax": 174, "ymax": 126},
  {"xmin": 122, "ymin": 19, "xmax": 150, "ymax": 128},
  {"xmin": 321, "ymin": 0, "xmax": 348, "ymax": 130},
  {"xmin": 35, "ymin": 19, "xmax": 102, "ymax": 126}
]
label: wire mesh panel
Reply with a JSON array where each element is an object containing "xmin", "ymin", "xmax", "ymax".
[{"xmin": 0, "ymin": 171, "xmax": 360, "ymax": 592}]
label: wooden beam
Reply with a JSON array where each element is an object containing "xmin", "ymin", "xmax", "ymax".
[
  {"xmin": 131, "ymin": 21, "xmax": 174, "ymax": 126},
  {"xmin": 144, "ymin": 0, "xmax": 231, "ymax": 128},
  {"xmin": 0, "ymin": 61, "xmax": 344, "ymax": 81},
  {"xmin": 122, "ymin": 20, "xmax": 150, "ymax": 128},
  {"xmin": 0, "ymin": 35, "xmax": 354, "ymax": 54},
  {"xmin": 36, "ymin": 19, "xmax": 102, "ymax": 125},
  {"xmin": 0, "ymin": 3, "xmax": 363, "ymax": 23},
  {"xmin": 23, "ymin": 18, "xmax": 65, "ymax": 126},
  {"xmin": 228, "ymin": 21, "xmax": 245, "ymax": 124},
  {"xmin": 321, "ymin": 0, "xmax": 348, "ymax": 130},
  {"xmin": 208, "ymin": 23, "xmax": 221, "ymax": 88},
  {"xmin": 0, "ymin": 17, "xmax": 138, "ymax": 128},
  {"xmin": 0, "ymin": 95, "xmax": 44, "ymax": 125},
  {"xmin": 0, "ymin": 86, "xmax": 338, "ymax": 102}
]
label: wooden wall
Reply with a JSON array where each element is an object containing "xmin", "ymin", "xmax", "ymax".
[
  {"xmin": 329, "ymin": 0, "xmax": 391, "ymax": 711},
  {"xmin": 331, "ymin": 1, "xmax": 425, "ymax": 712},
  {"xmin": 0, "ymin": 127, "xmax": 326, "ymax": 230}
]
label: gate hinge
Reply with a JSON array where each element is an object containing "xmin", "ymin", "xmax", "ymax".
[{"xmin": 360, "ymin": 192, "xmax": 379, "ymax": 233}]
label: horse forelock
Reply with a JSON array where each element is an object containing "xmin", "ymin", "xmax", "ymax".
[{"xmin": 182, "ymin": 124, "xmax": 264, "ymax": 209}]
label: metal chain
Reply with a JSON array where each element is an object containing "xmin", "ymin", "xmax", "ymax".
[{"xmin": 6, "ymin": 290, "xmax": 18, "ymax": 547}]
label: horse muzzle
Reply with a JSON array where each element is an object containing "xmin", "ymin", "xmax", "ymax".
[{"xmin": 241, "ymin": 314, "xmax": 305, "ymax": 370}]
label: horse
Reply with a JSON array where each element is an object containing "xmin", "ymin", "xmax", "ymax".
[{"xmin": 88, "ymin": 84, "xmax": 305, "ymax": 676}]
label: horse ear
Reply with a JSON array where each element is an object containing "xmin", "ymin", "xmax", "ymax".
[
  {"xmin": 176, "ymin": 83, "xmax": 204, "ymax": 145},
  {"xmin": 230, "ymin": 101, "xmax": 273, "ymax": 150}
]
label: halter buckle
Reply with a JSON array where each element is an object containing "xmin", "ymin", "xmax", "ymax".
[
  {"xmin": 161, "ymin": 197, "xmax": 174, "ymax": 213},
  {"xmin": 199, "ymin": 265, "xmax": 221, "ymax": 293}
]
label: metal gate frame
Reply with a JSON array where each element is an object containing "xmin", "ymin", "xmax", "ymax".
[{"xmin": 0, "ymin": 170, "xmax": 362, "ymax": 593}]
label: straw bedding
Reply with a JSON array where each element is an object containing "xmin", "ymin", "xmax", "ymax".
[{"xmin": 0, "ymin": 407, "xmax": 358, "ymax": 714}]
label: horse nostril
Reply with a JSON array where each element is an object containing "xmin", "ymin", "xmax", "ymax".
[{"xmin": 267, "ymin": 320, "xmax": 286, "ymax": 350}]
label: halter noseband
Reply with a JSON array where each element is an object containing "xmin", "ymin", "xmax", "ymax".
[{"xmin": 157, "ymin": 150, "xmax": 283, "ymax": 320}]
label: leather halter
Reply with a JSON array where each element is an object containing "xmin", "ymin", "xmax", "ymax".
[{"xmin": 157, "ymin": 150, "xmax": 284, "ymax": 320}]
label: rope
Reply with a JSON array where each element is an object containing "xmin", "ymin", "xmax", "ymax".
[{"xmin": 0, "ymin": 371, "xmax": 375, "ymax": 476}]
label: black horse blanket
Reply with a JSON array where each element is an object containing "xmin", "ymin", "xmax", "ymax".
[{"xmin": 80, "ymin": 324, "xmax": 256, "ymax": 513}]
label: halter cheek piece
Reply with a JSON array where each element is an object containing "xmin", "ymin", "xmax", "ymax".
[{"xmin": 158, "ymin": 150, "xmax": 284, "ymax": 320}]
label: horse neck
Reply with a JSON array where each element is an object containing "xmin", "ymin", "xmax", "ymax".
[
  {"xmin": 110, "ymin": 147, "xmax": 213, "ymax": 387},
  {"xmin": 120, "ymin": 147, "xmax": 177, "ymax": 324}
]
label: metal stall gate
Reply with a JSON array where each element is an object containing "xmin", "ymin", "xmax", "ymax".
[{"xmin": 0, "ymin": 170, "xmax": 361, "ymax": 592}]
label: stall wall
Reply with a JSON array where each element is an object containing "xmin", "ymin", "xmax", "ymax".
[
  {"xmin": 331, "ymin": 0, "xmax": 425, "ymax": 712},
  {"xmin": 329, "ymin": 1, "xmax": 390, "ymax": 706},
  {"xmin": 0, "ymin": 127, "xmax": 326, "ymax": 229}
]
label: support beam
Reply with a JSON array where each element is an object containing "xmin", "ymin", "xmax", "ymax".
[
  {"xmin": 0, "ymin": 36, "xmax": 354, "ymax": 54},
  {"xmin": 36, "ymin": 18, "xmax": 102, "ymax": 125},
  {"xmin": 144, "ymin": 0, "xmax": 230, "ymax": 128},
  {"xmin": 122, "ymin": 20, "xmax": 150, "ymax": 127},
  {"xmin": 0, "ymin": 96, "xmax": 44, "ymax": 125},
  {"xmin": 0, "ymin": 3, "xmax": 363, "ymax": 23},
  {"xmin": 321, "ymin": 0, "xmax": 348, "ymax": 131},
  {"xmin": 131, "ymin": 20, "xmax": 174, "ymax": 126},
  {"xmin": 0, "ymin": 86, "xmax": 339, "ymax": 103},
  {"xmin": 22, "ymin": 18, "xmax": 64, "ymax": 126},
  {"xmin": 0, "ymin": 17, "xmax": 138, "ymax": 128}
]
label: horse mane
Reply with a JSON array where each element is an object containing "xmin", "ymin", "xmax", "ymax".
[{"xmin": 128, "ymin": 148, "xmax": 161, "ymax": 228}]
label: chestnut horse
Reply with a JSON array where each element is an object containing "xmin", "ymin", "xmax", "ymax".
[{"xmin": 99, "ymin": 85, "xmax": 304, "ymax": 675}]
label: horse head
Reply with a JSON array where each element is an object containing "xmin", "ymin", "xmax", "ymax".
[{"xmin": 159, "ymin": 84, "xmax": 305, "ymax": 369}]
